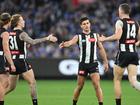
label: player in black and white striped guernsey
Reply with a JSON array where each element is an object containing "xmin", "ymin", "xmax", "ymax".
[
  {"xmin": 60, "ymin": 16, "xmax": 108, "ymax": 105},
  {"xmin": 0, "ymin": 13, "xmax": 16, "ymax": 105},
  {"xmin": 5, "ymin": 14, "xmax": 57, "ymax": 105},
  {"xmin": 99, "ymin": 3, "xmax": 140, "ymax": 105},
  {"xmin": 78, "ymin": 32, "xmax": 98, "ymax": 63}
]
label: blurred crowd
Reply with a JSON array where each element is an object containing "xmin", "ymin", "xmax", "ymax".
[{"xmin": 0, "ymin": 0, "xmax": 140, "ymax": 59}]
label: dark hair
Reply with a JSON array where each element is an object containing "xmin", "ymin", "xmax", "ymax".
[
  {"xmin": 11, "ymin": 14, "xmax": 22, "ymax": 29},
  {"xmin": 0, "ymin": 12, "xmax": 11, "ymax": 27},
  {"xmin": 80, "ymin": 16, "xmax": 89, "ymax": 24},
  {"xmin": 119, "ymin": 3, "xmax": 131, "ymax": 14}
]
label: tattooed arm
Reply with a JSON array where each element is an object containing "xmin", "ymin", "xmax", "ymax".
[{"xmin": 19, "ymin": 32, "xmax": 57, "ymax": 45}]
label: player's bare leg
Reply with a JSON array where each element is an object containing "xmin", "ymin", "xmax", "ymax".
[
  {"xmin": 0, "ymin": 74, "xmax": 9, "ymax": 105},
  {"xmin": 0, "ymin": 83, "xmax": 4, "ymax": 105},
  {"xmin": 127, "ymin": 64, "xmax": 140, "ymax": 91},
  {"xmin": 5, "ymin": 75, "xmax": 19, "ymax": 94},
  {"xmin": 113, "ymin": 65, "xmax": 125, "ymax": 105},
  {"xmin": 90, "ymin": 73, "xmax": 103, "ymax": 105},
  {"xmin": 22, "ymin": 69, "xmax": 38, "ymax": 105},
  {"xmin": 73, "ymin": 75, "xmax": 85, "ymax": 105}
]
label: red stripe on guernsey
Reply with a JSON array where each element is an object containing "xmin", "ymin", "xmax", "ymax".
[
  {"xmin": 9, "ymin": 32, "xmax": 16, "ymax": 35},
  {"xmin": 11, "ymin": 51, "xmax": 20, "ymax": 54},
  {"xmin": 127, "ymin": 21, "xmax": 134, "ymax": 24},
  {"xmin": 88, "ymin": 38, "xmax": 96, "ymax": 42},
  {"xmin": 125, "ymin": 40, "xmax": 136, "ymax": 44}
]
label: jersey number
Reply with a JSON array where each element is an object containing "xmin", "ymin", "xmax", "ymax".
[
  {"xmin": 9, "ymin": 36, "xmax": 18, "ymax": 50},
  {"xmin": 127, "ymin": 24, "xmax": 136, "ymax": 39}
]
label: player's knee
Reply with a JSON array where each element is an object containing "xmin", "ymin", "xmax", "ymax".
[
  {"xmin": 129, "ymin": 77, "xmax": 136, "ymax": 87},
  {"xmin": 7, "ymin": 82, "xmax": 17, "ymax": 91},
  {"xmin": 3, "ymin": 80, "xmax": 9, "ymax": 89},
  {"xmin": 129, "ymin": 78, "xmax": 138, "ymax": 89},
  {"xmin": 129, "ymin": 80, "xmax": 136, "ymax": 88},
  {"xmin": 29, "ymin": 79, "xmax": 36, "ymax": 87},
  {"xmin": 78, "ymin": 85, "xmax": 84, "ymax": 90},
  {"xmin": 114, "ymin": 75, "xmax": 122, "ymax": 81},
  {"xmin": 77, "ymin": 84, "xmax": 84, "ymax": 91},
  {"xmin": 91, "ymin": 79, "xmax": 100, "ymax": 89},
  {"xmin": 94, "ymin": 82, "xmax": 100, "ymax": 90},
  {"xmin": 10, "ymin": 84, "xmax": 16, "ymax": 91}
]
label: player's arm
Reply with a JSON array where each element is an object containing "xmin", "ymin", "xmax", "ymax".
[
  {"xmin": 135, "ymin": 27, "xmax": 140, "ymax": 47},
  {"xmin": 19, "ymin": 32, "xmax": 57, "ymax": 45},
  {"xmin": 136, "ymin": 41, "xmax": 140, "ymax": 46},
  {"xmin": 59, "ymin": 35, "xmax": 78, "ymax": 48},
  {"xmin": 2, "ymin": 32, "xmax": 16, "ymax": 71},
  {"xmin": 97, "ymin": 35, "xmax": 108, "ymax": 72},
  {"xmin": 99, "ymin": 20, "xmax": 123, "ymax": 42}
]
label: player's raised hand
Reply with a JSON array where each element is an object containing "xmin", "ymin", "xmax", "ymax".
[
  {"xmin": 59, "ymin": 41, "xmax": 65, "ymax": 48},
  {"xmin": 99, "ymin": 35, "xmax": 106, "ymax": 42},
  {"xmin": 59, "ymin": 41, "xmax": 70, "ymax": 48},
  {"xmin": 47, "ymin": 34, "xmax": 58, "ymax": 42}
]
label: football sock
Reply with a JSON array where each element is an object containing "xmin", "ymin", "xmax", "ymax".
[
  {"xmin": 32, "ymin": 99, "xmax": 38, "ymax": 105},
  {"xmin": 99, "ymin": 102, "xmax": 103, "ymax": 105},
  {"xmin": 116, "ymin": 98, "xmax": 121, "ymax": 105},
  {"xmin": 0, "ymin": 101, "xmax": 4, "ymax": 105},
  {"xmin": 73, "ymin": 100, "xmax": 77, "ymax": 105}
]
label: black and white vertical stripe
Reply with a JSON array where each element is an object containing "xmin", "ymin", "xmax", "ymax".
[
  {"xmin": 120, "ymin": 44, "xmax": 136, "ymax": 52},
  {"xmin": 119, "ymin": 18, "xmax": 139, "ymax": 52},
  {"xmin": 78, "ymin": 33, "xmax": 97, "ymax": 63}
]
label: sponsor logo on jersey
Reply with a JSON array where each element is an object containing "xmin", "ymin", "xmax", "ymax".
[
  {"xmin": 9, "ymin": 32, "xmax": 16, "ymax": 35},
  {"xmin": 125, "ymin": 39, "xmax": 136, "ymax": 44},
  {"xmin": 11, "ymin": 51, "xmax": 20, "ymax": 54},
  {"xmin": 88, "ymin": 38, "xmax": 96, "ymax": 42},
  {"xmin": 127, "ymin": 21, "xmax": 134, "ymax": 24}
]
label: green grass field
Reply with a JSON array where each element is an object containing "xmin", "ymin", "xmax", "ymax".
[{"xmin": 5, "ymin": 80, "xmax": 139, "ymax": 105}]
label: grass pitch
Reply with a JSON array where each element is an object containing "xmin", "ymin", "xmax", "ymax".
[{"xmin": 5, "ymin": 80, "xmax": 139, "ymax": 105}]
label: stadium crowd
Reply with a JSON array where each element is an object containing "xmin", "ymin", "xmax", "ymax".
[{"xmin": 0, "ymin": 0, "xmax": 140, "ymax": 59}]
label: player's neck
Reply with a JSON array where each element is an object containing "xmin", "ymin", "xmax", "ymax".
[
  {"xmin": 121, "ymin": 15, "xmax": 130, "ymax": 19},
  {"xmin": 83, "ymin": 30, "xmax": 91, "ymax": 34}
]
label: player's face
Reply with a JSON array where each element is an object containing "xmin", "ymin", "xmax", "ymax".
[
  {"xmin": 18, "ymin": 16, "xmax": 25, "ymax": 28},
  {"xmin": 80, "ymin": 20, "xmax": 91, "ymax": 32}
]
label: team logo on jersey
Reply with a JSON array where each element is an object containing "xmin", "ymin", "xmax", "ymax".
[{"xmin": 89, "ymin": 38, "xmax": 96, "ymax": 42}]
